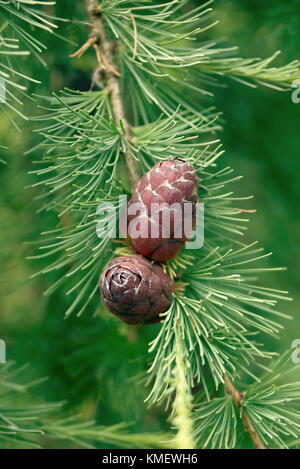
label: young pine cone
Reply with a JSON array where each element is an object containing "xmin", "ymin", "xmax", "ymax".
[
  {"xmin": 127, "ymin": 158, "xmax": 198, "ymax": 262},
  {"xmin": 99, "ymin": 255, "xmax": 172, "ymax": 325}
]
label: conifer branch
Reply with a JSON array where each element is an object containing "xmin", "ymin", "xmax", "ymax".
[
  {"xmin": 0, "ymin": 363, "xmax": 171, "ymax": 449},
  {"xmin": 27, "ymin": 1, "xmax": 300, "ymax": 449},
  {"xmin": 172, "ymin": 321, "xmax": 195, "ymax": 450},
  {"xmin": 0, "ymin": 1, "xmax": 59, "ymax": 124},
  {"xmin": 83, "ymin": 0, "xmax": 139, "ymax": 188},
  {"xmin": 224, "ymin": 375, "xmax": 266, "ymax": 449}
]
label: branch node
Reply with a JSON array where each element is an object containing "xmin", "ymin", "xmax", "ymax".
[
  {"xmin": 69, "ymin": 36, "xmax": 97, "ymax": 59},
  {"xmin": 224, "ymin": 374, "xmax": 266, "ymax": 449}
]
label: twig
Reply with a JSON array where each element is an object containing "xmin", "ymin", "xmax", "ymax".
[
  {"xmin": 224, "ymin": 374, "xmax": 266, "ymax": 449},
  {"xmin": 83, "ymin": 0, "xmax": 139, "ymax": 188},
  {"xmin": 69, "ymin": 36, "xmax": 97, "ymax": 58},
  {"xmin": 99, "ymin": 46, "xmax": 121, "ymax": 77},
  {"xmin": 172, "ymin": 322, "xmax": 195, "ymax": 449}
]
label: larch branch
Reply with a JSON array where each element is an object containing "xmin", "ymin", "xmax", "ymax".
[
  {"xmin": 224, "ymin": 374, "xmax": 266, "ymax": 449},
  {"xmin": 83, "ymin": 0, "xmax": 139, "ymax": 188}
]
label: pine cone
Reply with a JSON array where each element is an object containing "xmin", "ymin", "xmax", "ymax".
[
  {"xmin": 127, "ymin": 158, "xmax": 198, "ymax": 262},
  {"xmin": 99, "ymin": 255, "xmax": 172, "ymax": 325}
]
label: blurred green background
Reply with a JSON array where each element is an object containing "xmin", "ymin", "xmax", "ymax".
[{"xmin": 0, "ymin": 0, "xmax": 299, "ymax": 446}]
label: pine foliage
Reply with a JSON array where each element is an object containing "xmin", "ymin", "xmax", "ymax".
[
  {"xmin": 0, "ymin": 363, "xmax": 171, "ymax": 449},
  {"xmin": 0, "ymin": 1, "xmax": 60, "ymax": 122},
  {"xmin": 1, "ymin": 0, "xmax": 300, "ymax": 449}
]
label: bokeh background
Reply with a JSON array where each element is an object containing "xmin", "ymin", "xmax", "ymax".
[{"xmin": 0, "ymin": 0, "xmax": 299, "ymax": 447}]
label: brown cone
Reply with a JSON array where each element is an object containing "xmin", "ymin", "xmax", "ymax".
[
  {"xmin": 99, "ymin": 255, "xmax": 172, "ymax": 325},
  {"xmin": 127, "ymin": 158, "xmax": 198, "ymax": 262}
]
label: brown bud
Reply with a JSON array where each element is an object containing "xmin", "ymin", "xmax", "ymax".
[{"xmin": 99, "ymin": 255, "xmax": 172, "ymax": 325}]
